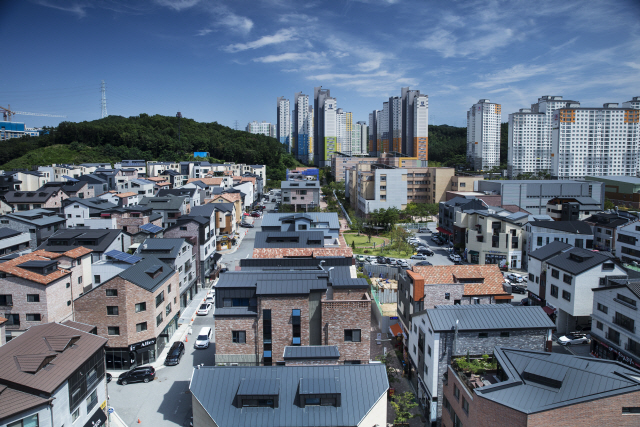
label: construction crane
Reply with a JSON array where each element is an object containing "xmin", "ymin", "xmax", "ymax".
[{"xmin": 0, "ymin": 104, "xmax": 67, "ymax": 122}]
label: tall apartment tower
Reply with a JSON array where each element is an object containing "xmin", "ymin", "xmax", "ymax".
[
  {"xmin": 467, "ymin": 99, "xmax": 501, "ymax": 170},
  {"xmin": 409, "ymin": 93, "xmax": 429, "ymax": 160},
  {"xmin": 389, "ymin": 96, "xmax": 402, "ymax": 153},
  {"xmin": 354, "ymin": 121, "xmax": 368, "ymax": 155},
  {"xmin": 369, "ymin": 110, "xmax": 378, "ymax": 155},
  {"xmin": 379, "ymin": 102, "xmax": 389, "ymax": 153},
  {"xmin": 246, "ymin": 121, "xmax": 272, "ymax": 136},
  {"xmin": 623, "ymin": 96, "xmax": 640, "ymax": 110},
  {"xmin": 294, "ymin": 92, "xmax": 312, "ymax": 163},
  {"xmin": 336, "ymin": 109, "xmax": 352, "ymax": 155},
  {"xmin": 277, "ymin": 96, "xmax": 291, "ymax": 153},
  {"xmin": 551, "ymin": 103, "xmax": 640, "ymax": 179},
  {"xmin": 314, "ymin": 87, "xmax": 337, "ymax": 167}
]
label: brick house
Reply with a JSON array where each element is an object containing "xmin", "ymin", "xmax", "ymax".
[
  {"xmin": 214, "ymin": 261, "xmax": 370, "ymax": 366},
  {"xmin": 42, "ymin": 180, "xmax": 95, "ymax": 199},
  {"xmin": 3, "ymin": 187, "xmax": 69, "ymax": 212},
  {"xmin": 137, "ymin": 194, "xmax": 188, "ymax": 229},
  {"xmin": 397, "ymin": 265, "xmax": 513, "ymax": 341},
  {"xmin": 0, "ymin": 248, "xmax": 93, "ymax": 341},
  {"xmin": 74, "ymin": 255, "xmax": 180, "ymax": 370},
  {"xmin": 37, "ymin": 229, "xmax": 131, "ymax": 263},
  {"xmin": 442, "ymin": 347, "xmax": 640, "ymax": 427},
  {"xmin": 0, "ymin": 209, "xmax": 67, "ymax": 248},
  {"xmin": 408, "ymin": 305, "xmax": 555, "ymax": 426}
]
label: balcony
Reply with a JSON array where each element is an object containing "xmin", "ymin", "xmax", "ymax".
[
  {"xmin": 606, "ymin": 331, "xmax": 621, "ymax": 346},
  {"xmin": 451, "ymin": 354, "xmax": 502, "ymax": 392}
]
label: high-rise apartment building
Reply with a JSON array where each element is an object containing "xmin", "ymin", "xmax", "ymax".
[
  {"xmin": 467, "ymin": 99, "xmax": 501, "ymax": 170},
  {"xmin": 245, "ymin": 121, "xmax": 272, "ymax": 136},
  {"xmin": 353, "ymin": 121, "xmax": 368, "ymax": 155},
  {"xmin": 369, "ymin": 110, "xmax": 379, "ymax": 155},
  {"xmin": 409, "ymin": 93, "xmax": 429, "ymax": 160},
  {"xmin": 380, "ymin": 102, "xmax": 389, "ymax": 153},
  {"xmin": 294, "ymin": 92, "xmax": 312, "ymax": 163},
  {"xmin": 336, "ymin": 109, "xmax": 353, "ymax": 155},
  {"xmin": 623, "ymin": 96, "xmax": 640, "ymax": 110},
  {"xmin": 277, "ymin": 96, "xmax": 291, "ymax": 152},
  {"xmin": 313, "ymin": 86, "xmax": 337, "ymax": 167},
  {"xmin": 389, "ymin": 96, "xmax": 402, "ymax": 152},
  {"xmin": 552, "ymin": 103, "xmax": 640, "ymax": 179}
]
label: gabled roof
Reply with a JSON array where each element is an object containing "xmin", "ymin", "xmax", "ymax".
[
  {"xmin": 252, "ymin": 247, "xmax": 353, "ymax": 259},
  {"xmin": 283, "ymin": 346, "xmax": 340, "ymax": 360},
  {"xmin": 0, "ymin": 322, "xmax": 107, "ymax": 395},
  {"xmin": 583, "ymin": 212, "xmax": 634, "ymax": 228},
  {"xmin": 37, "ymin": 229, "xmax": 122, "ymax": 253},
  {"xmin": 411, "ymin": 265, "xmax": 508, "ymax": 296},
  {"xmin": 136, "ymin": 238, "xmax": 185, "ymax": 259},
  {"xmin": 254, "ymin": 231, "xmax": 325, "ymax": 249},
  {"xmin": 0, "ymin": 385, "xmax": 52, "ymax": 421},
  {"xmin": 425, "ymin": 304, "xmax": 555, "ymax": 332},
  {"xmin": 116, "ymin": 255, "xmax": 176, "ymax": 292},
  {"xmin": 528, "ymin": 241, "xmax": 573, "ymax": 261},
  {"xmin": 190, "ymin": 365, "xmax": 388, "ymax": 427},
  {"xmin": 3, "ymin": 187, "xmax": 62, "ymax": 203},
  {"xmin": 546, "ymin": 247, "xmax": 616, "ymax": 275},
  {"xmin": 0, "ymin": 227, "xmax": 23, "ymax": 240},
  {"xmin": 187, "ymin": 177, "xmax": 223, "ymax": 186},
  {"xmin": 474, "ymin": 347, "xmax": 640, "ymax": 413},
  {"xmin": 1, "ymin": 209, "xmax": 65, "ymax": 227},
  {"xmin": 528, "ymin": 220, "xmax": 593, "ymax": 235},
  {"xmin": 0, "ymin": 250, "xmax": 74, "ymax": 285},
  {"xmin": 262, "ymin": 212, "xmax": 340, "ymax": 230},
  {"xmin": 75, "ymin": 174, "xmax": 108, "ymax": 184},
  {"xmin": 157, "ymin": 188, "xmax": 197, "ymax": 198},
  {"xmin": 63, "ymin": 197, "xmax": 117, "ymax": 211},
  {"xmin": 138, "ymin": 195, "xmax": 185, "ymax": 210}
]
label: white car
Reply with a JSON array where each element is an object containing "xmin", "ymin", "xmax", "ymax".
[
  {"xmin": 205, "ymin": 296, "xmax": 215, "ymax": 305},
  {"xmin": 506, "ymin": 273, "xmax": 524, "ymax": 283},
  {"xmin": 557, "ymin": 333, "xmax": 590, "ymax": 346},
  {"xmin": 449, "ymin": 254, "xmax": 462, "ymax": 263},
  {"xmin": 196, "ymin": 303, "xmax": 212, "ymax": 316}
]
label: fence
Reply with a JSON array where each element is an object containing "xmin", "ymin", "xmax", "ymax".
[
  {"xmin": 363, "ymin": 264, "xmax": 402, "ymax": 280},
  {"xmin": 371, "ymin": 285, "xmax": 397, "ymax": 304}
]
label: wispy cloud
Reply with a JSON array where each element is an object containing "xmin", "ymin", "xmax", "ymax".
[
  {"xmin": 278, "ymin": 13, "xmax": 317, "ymax": 23},
  {"xmin": 253, "ymin": 51, "xmax": 325, "ymax": 63},
  {"xmin": 224, "ymin": 29, "xmax": 296, "ymax": 53},
  {"xmin": 34, "ymin": 0, "xmax": 89, "ymax": 17},
  {"xmin": 154, "ymin": 0, "xmax": 201, "ymax": 11}
]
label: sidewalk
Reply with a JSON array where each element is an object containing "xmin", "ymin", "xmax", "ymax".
[{"xmin": 216, "ymin": 218, "xmax": 254, "ymax": 256}]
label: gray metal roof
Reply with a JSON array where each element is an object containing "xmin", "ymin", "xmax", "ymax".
[
  {"xmin": 256, "ymin": 279, "xmax": 327, "ymax": 295},
  {"xmin": 0, "ymin": 228, "xmax": 22, "ymax": 239},
  {"xmin": 331, "ymin": 278, "xmax": 369, "ymax": 288},
  {"xmin": 239, "ymin": 257, "xmax": 351, "ymax": 269},
  {"xmin": 213, "ymin": 306, "xmax": 258, "ymax": 317},
  {"xmin": 63, "ymin": 197, "xmax": 117, "ymax": 211},
  {"xmin": 474, "ymin": 347, "xmax": 640, "ymax": 413},
  {"xmin": 189, "ymin": 365, "xmax": 388, "ymax": 427},
  {"xmin": 237, "ymin": 379, "xmax": 280, "ymax": 396},
  {"xmin": 586, "ymin": 175, "xmax": 640, "ymax": 184},
  {"xmin": 545, "ymin": 247, "xmax": 615, "ymax": 275},
  {"xmin": 283, "ymin": 346, "xmax": 340, "ymax": 360},
  {"xmin": 528, "ymin": 241, "xmax": 572, "ymax": 261},
  {"xmin": 300, "ymin": 378, "xmax": 340, "ymax": 394},
  {"xmin": 117, "ymin": 255, "xmax": 175, "ymax": 292},
  {"xmin": 138, "ymin": 195, "xmax": 185, "ymax": 210},
  {"xmin": 262, "ymin": 212, "xmax": 340, "ymax": 230},
  {"xmin": 253, "ymin": 231, "xmax": 325, "ymax": 249},
  {"xmin": 37, "ymin": 229, "xmax": 123, "ymax": 253},
  {"xmin": 528, "ymin": 220, "xmax": 593, "ymax": 235},
  {"xmin": 425, "ymin": 305, "xmax": 556, "ymax": 332},
  {"xmin": 0, "ymin": 210, "xmax": 65, "ymax": 227},
  {"xmin": 136, "ymin": 238, "xmax": 185, "ymax": 259}
]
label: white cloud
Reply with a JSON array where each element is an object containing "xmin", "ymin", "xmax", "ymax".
[
  {"xmin": 472, "ymin": 64, "xmax": 551, "ymax": 89},
  {"xmin": 154, "ymin": 0, "xmax": 201, "ymax": 11},
  {"xmin": 278, "ymin": 13, "xmax": 317, "ymax": 23},
  {"xmin": 224, "ymin": 29, "xmax": 296, "ymax": 53},
  {"xmin": 253, "ymin": 51, "xmax": 324, "ymax": 63},
  {"xmin": 219, "ymin": 11, "xmax": 254, "ymax": 34},
  {"xmin": 196, "ymin": 28, "xmax": 213, "ymax": 36},
  {"xmin": 34, "ymin": 1, "xmax": 88, "ymax": 17}
]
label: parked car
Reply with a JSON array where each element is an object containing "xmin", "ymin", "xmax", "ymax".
[
  {"xmin": 164, "ymin": 341, "xmax": 185, "ymax": 366},
  {"xmin": 271, "ymin": 198, "xmax": 277, "ymax": 202},
  {"xmin": 510, "ymin": 285, "xmax": 526, "ymax": 294},
  {"xmin": 195, "ymin": 327, "xmax": 212, "ymax": 349},
  {"xmin": 431, "ymin": 236, "xmax": 443, "ymax": 245},
  {"xmin": 196, "ymin": 303, "xmax": 212, "ymax": 316},
  {"xmin": 506, "ymin": 273, "xmax": 524, "ymax": 283},
  {"xmin": 106, "ymin": 373, "xmax": 112, "ymax": 383},
  {"xmin": 274, "ymin": 208, "xmax": 279, "ymax": 212},
  {"xmin": 117, "ymin": 366, "xmax": 155, "ymax": 385},
  {"xmin": 355, "ymin": 254, "xmax": 366, "ymax": 262},
  {"xmin": 519, "ymin": 298, "xmax": 529, "ymax": 306},
  {"xmin": 387, "ymin": 258, "xmax": 397, "ymax": 265},
  {"xmin": 449, "ymin": 253, "xmax": 462, "ymax": 263},
  {"xmin": 414, "ymin": 261, "xmax": 432, "ymax": 266},
  {"xmin": 205, "ymin": 295, "xmax": 214, "ymax": 304},
  {"xmin": 397, "ymin": 260, "xmax": 409, "ymax": 268},
  {"xmin": 411, "ymin": 254, "xmax": 427, "ymax": 260},
  {"xmin": 376, "ymin": 256, "xmax": 386, "ymax": 264},
  {"xmin": 240, "ymin": 222, "xmax": 254, "ymax": 228},
  {"xmin": 557, "ymin": 333, "xmax": 590, "ymax": 346},
  {"xmin": 418, "ymin": 248, "xmax": 435, "ymax": 256},
  {"xmin": 206, "ymin": 289, "xmax": 215, "ymax": 299},
  {"xmin": 250, "ymin": 212, "xmax": 261, "ymax": 217},
  {"xmin": 418, "ymin": 227, "xmax": 429, "ymax": 233},
  {"xmin": 366, "ymin": 256, "xmax": 377, "ymax": 262}
]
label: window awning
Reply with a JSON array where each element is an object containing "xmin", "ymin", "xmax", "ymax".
[
  {"xmin": 542, "ymin": 306, "xmax": 556, "ymax": 315},
  {"xmin": 389, "ymin": 323, "xmax": 405, "ymax": 338},
  {"xmin": 436, "ymin": 227, "xmax": 452, "ymax": 236},
  {"xmin": 494, "ymin": 295, "xmax": 514, "ymax": 300},
  {"xmin": 468, "ymin": 250, "xmax": 479, "ymax": 255}
]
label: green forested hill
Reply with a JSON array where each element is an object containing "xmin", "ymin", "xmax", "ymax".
[
  {"xmin": 0, "ymin": 114, "xmax": 300, "ymax": 180},
  {"xmin": 427, "ymin": 123, "xmax": 509, "ymax": 168}
]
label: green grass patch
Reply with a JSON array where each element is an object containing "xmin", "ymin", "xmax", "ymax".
[
  {"xmin": 344, "ymin": 234, "xmax": 385, "ymax": 247},
  {"xmin": 353, "ymin": 247, "xmax": 415, "ymax": 258},
  {"xmin": 0, "ymin": 144, "xmax": 117, "ymax": 170}
]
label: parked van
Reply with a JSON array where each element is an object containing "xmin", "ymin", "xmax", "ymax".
[{"xmin": 195, "ymin": 327, "xmax": 212, "ymax": 349}]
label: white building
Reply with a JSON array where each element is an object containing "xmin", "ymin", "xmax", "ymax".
[
  {"xmin": 525, "ymin": 220, "xmax": 594, "ymax": 261},
  {"xmin": 552, "ymin": 103, "xmax": 640, "ymax": 179},
  {"xmin": 623, "ymin": 96, "xmax": 640, "ymax": 110},
  {"xmin": 467, "ymin": 99, "xmax": 501, "ymax": 170},
  {"xmin": 277, "ymin": 96, "xmax": 291, "ymax": 152},
  {"xmin": 617, "ymin": 221, "xmax": 640, "ymax": 264},
  {"xmin": 409, "ymin": 93, "xmax": 429, "ymax": 161},
  {"xmin": 527, "ymin": 243, "xmax": 626, "ymax": 334},
  {"xmin": 245, "ymin": 121, "xmax": 272, "ymax": 136},
  {"xmin": 294, "ymin": 92, "xmax": 313, "ymax": 163},
  {"xmin": 352, "ymin": 121, "xmax": 367, "ymax": 155},
  {"xmin": 336, "ymin": 108, "xmax": 352, "ymax": 155}
]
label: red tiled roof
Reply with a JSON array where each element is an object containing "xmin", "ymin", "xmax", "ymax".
[
  {"xmin": 252, "ymin": 247, "xmax": 353, "ymax": 259},
  {"xmin": 0, "ymin": 252, "xmax": 71, "ymax": 285},
  {"xmin": 116, "ymin": 192, "xmax": 137, "ymax": 198},
  {"xmin": 187, "ymin": 177, "xmax": 223, "ymax": 186},
  {"xmin": 411, "ymin": 264, "xmax": 507, "ymax": 296},
  {"xmin": 62, "ymin": 247, "xmax": 93, "ymax": 259}
]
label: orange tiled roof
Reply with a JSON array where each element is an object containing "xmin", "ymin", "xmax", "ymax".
[
  {"xmin": 187, "ymin": 177, "xmax": 223, "ymax": 186},
  {"xmin": 252, "ymin": 247, "xmax": 353, "ymax": 259},
  {"xmin": 411, "ymin": 264, "xmax": 507, "ymax": 296},
  {"xmin": 116, "ymin": 192, "xmax": 137, "ymax": 198},
  {"xmin": 0, "ymin": 252, "xmax": 71, "ymax": 285},
  {"xmin": 146, "ymin": 177, "xmax": 168, "ymax": 182},
  {"xmin": 62, "ymin": 247, "xmax": 93, "ymax": 259},
  {"xmin": 213, "ymin": 193, "xmax": 241, "ymax": 203},
  {"xmin": 0, "ymin": 317, "xmax": 7, "ymax": 324},
  {"xmin": 155, "ymin": 182, "xmax": 171, "ymax": 186}
]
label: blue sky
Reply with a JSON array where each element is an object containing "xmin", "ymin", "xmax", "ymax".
[{"xmin": 2, "ymin": 0, "xmax": 640, "ymax": 129}]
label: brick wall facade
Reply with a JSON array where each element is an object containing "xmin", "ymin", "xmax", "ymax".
[
  {"xmin": 321, "ymin": 293, "xmax": 371, "ymax": 363},
  {"xmin": 114, "ymin": 213, "xmax": 163, "ymax": 235},
  {"xmin": 74, "ymin": 272, "xmax": 180, "ymax": 348},
  {"xmin": 258, "ymin": 296, "xmax": 310, "ymax": 364},
  {"xmin": 214, "ymin": 316, "xmax": 258, "ymax": 360}
]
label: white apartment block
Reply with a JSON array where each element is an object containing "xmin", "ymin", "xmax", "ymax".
[
  {"xmin": 277, "ymin": 96, "xmax": 291, "ymax": 152},
  {"xmin": 352, "ymin": 121, "xmax": 367, "ymax": 155},
  {"xmin": 336, "ymin": 108, "xmax": 351, "ymax": 155},
  {"xmin": 467, "ymin": 99, "xmax": 501, "ymax": 170},
  {"xmin": 380, "ymin": 102, "xmax": 389, "ymax": 153},
  {"xmin": 552, "ymin": 103, "xmax": 640, "ymax": 179},
  {"xmin": 245, "ymin": 121, "xmax": 272, "ymax": 136},
  {"xmin": 411, "ymin": 94, "xmax": 429, "ymax": 161}
]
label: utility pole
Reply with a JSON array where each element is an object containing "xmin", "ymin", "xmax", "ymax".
[
  {"xmin": 101, "ymin": 80, "xmax": 107, "ymax": 119},
  {"xmin": 176, "ymin": 112, "xmax": 182, "ymax": 142}
]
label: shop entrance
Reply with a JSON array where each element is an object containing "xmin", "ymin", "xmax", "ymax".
[{"xmin": 136, "ymin": 350, "xmax": 151, "ymax": 366}]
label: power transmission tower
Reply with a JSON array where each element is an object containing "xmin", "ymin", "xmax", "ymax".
[
  {"xmin": 234, "ymin": 120, "xmax": 239, "ymax": 131},
  {"xmin": 101, "ymin": 80, "xmax": 107, "ymax": 118}
]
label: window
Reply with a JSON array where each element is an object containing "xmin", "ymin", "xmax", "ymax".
[
  {"xmin": 8, "ymin": 414, "xmax": 38, "ymax": 427},
  {"xmin": 166, "ymin": 303, "xmax": 172, "ymax": 316},
  {"xmin": 232, "ymin": 331, "xmax": 246, "ymax": 343},
  {"xmin": 291, "ymin": 309, "xmax": 301, "ymax": 345},
  {"xmin": 156, "ymin": 313, "xmax": 163, "ymax": 327},
  {"xmin": 108, "ymin": 326, "xmax": 120, "ymax": 335},
  {"xmin": 27, "ymin": 294, "xmax": 40, "ymax": 302},
  {"xmin": 428, "ymin": 345, "xmax": 432, "ymax": 356},
  {"xmin": 550, "ymin": 285, "xmax": 559, "ymax": 298},
  {"xmin": 135, "ymin": 302, "xmax": 146, "ymax": 312},
  {"xmin": 344, "ymin": 329, "xmax": 361, "ymax": 342},
  {"xmin": 78, "ymin": 276, "xmax": 82, "ymax": 284},
  {"xmin": 453, "ymin": 384, "xmax": 460, "ymax": 400},
  {"xmin": 562, "ymin": 290, "xmax": 571, "ymax": 301},
  {"xmin": 536, "ymin": 236, "xmax": 542, "ymax": 246},
  {"xmin": 168, "ymin": 284, "xmax": 171, "ymax": 294},
  {"xmin": 156, "ymin": 291, "xmax": 164, "ymax": 307},
  {"xmin": 622, "ymin": 407, "xmax": 640, "ymax": 414},
  {"xmin": 563, "ymin": 274, "xmax": 572, "ymax": 285},
  {"xmin": 500, "ymin": 332, "xmax": 510, "ymax": 337},
  {"xmin": 445, "ymin": 292, "xmax": 450, "ymax": 300},
  {"xmin": 72, "ymin": 408, "xmax": 80, "ymax": 423},
  {"xmin": 528, "ymin": 273, "xmax": 534, "ymax": 282},
  {"xmin": 107, "ymin": 306, "xmax": 119, "ymax": 315},
  {"xmin": 136, "ymin": 322, "xmax": 147, "ymax": 332},
  {"xmin": 551, "ymin": 269, "xmax": 559, "ymax": 279},
  {"xmin": 597, "ymin": 303, "xmax": 608, "ymax": 314},
  {"xmin": 0, "ymin": 295, "xmax": 12, "ymax": 306},
  {"xmin": 617, "ymin": 294, "xmax": 637, "ymax": 307},
  {"xmin": 602, "ymin": 263, "xmax": 615, "ymax": 271},
  {"xmin": 26, "ymin": 313, "xmax": 41, "ymax": 321},
  {"xmin": 106, "ymin": 289, "xmax": 117, "ymax": 297},
  {"xmin": 478, "ymin": 332, "xmax": 488, "ymax": 338},
  {"xmin": 596, "ymin": 321, "xmax": 603, "ymax": 330},
  {"xmin": 86, "ymin": 388, "xmax": 98, "ymax": 411},
  {"xmin": 462, "ymin": 396, "xmax": 469, "ymax": 414},
  {"xmin": 94, "ymin": 275, "xmax": 100, "ymax": 283}
]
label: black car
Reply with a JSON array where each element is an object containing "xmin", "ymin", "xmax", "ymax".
[
  {"xmin": 376, "ymin": 256, "xmax": 386, "ymax": 264},
  {"xmin": 418, "ymin": 248, "xmax": 435, "ymax": 256},
  {"xmin": 117, "ymin": 366, "xmax": 155, "ymax": 385},
  {"xmin": 164, "ymin": 341, "xmax": 185, "ymax": 366},
  {"xmin": 240, "ymin": 222, "xmax": 254, "ymax": 228},
  {"xmin": 106, "ymin": 373, "xmax": 112, "ymax": 383},
  {"xmin": 414, "ymin": 261, "xmax": 432, "ymax": 266},
  {"xmin": 511, "ymin": 285, "xmax": 526, "ymax": 294}
]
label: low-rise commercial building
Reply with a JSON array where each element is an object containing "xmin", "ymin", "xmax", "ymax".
[
  {"xmin": 544, "ymin": 196, "xmax": 601, "ymax": 221},
  {"xmin": 584, "ymin": 211, "xmax": 637, "ymax": 254},
  {"xmin": 281, "ymin": 181, "xmax": 320, "ymax": 210},
  {"xmin": 524, "ymin": 220, "xmax": 594, "ymax": 267}
]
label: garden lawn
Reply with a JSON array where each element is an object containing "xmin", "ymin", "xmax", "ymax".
[
  {"xmin": 344, "ymin": 234, "xmax": 386, "ymax": 248},
  {"xmin": 352, "ymin": 247, "xmax": 415, "ymax": 259}
]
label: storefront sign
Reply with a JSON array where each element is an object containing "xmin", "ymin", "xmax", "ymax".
[
  {"xmin": 593, "ymin": 337, "xmax": 640, "ymax": 369},
  {"xmin": 129, "ymin": 338, "xmax": 156, "ymax": 352},
  {"xmin": 83, "ymin": 409, "xmax": 107, "ymax": 427},
  {"xmin": 100, "ymin": 401, "xmax": 107, "ymax": 411}
]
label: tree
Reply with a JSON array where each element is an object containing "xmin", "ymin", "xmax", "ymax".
[
  {"xmin": 604, "ymin": 198, "xmax": 615, "ymax": 210},
  {"xmin": 351, "ymin": 240, "xmax": 356, "ymax": 250},
  {"xmin": 375, "ymin": 353, "xmax": 397, "ymax": 384},
  {"xmin": 351, "ymin": 216, "xmax": 364, "ymax": 235},
  {"xmin": 391, "ymin": 392, "xmax": 418, "ymax": 424}
]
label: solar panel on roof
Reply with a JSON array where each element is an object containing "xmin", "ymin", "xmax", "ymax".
[
  {"xmin": 140, "ymin": 223, "xmax": 163, "ymax": 233},
  {"xmin": 105, "ymin": 250, "xmax": 142, "ymax": 264}
]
